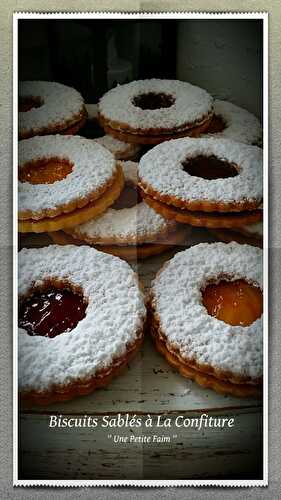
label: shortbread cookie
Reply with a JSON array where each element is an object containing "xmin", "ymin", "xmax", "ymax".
[
  {"xmin": 19, "ymin": 245, "xmax": 146, "ymax": 405},
  {"xmin": 143, "ymin": 195, "xmax": 262, "ymax": 229},
  {"xmin": 94, "ymin": 135, "xmax": 141, "ymax": 160},
  {"xmin": 149, "ymin": 242, "xmax": 262, "ymax": 397},
  {"xmin": 139, "ymin": 137, "xmax": 262, "ymax": 228},
  {"xmin": 154, "ymin": 332, "xmax": 261, "ymax": 398},
  {"xmin": 19, "ymin": 81, "xmax": 87, "ymax": 139},
  {"xmin": 98, "ymin": 79, "xmax": 214, "ymax": 144},
  {"xmin": 18, "ymin": 135, "xmax": 124, "ymax": 233},
  {"xmin": 48, "ymin": 229, "xmax": 187, "ymax": 261},
  {"xmin": 203, "ymin": 99, "xmax": 262, "ymax": 146},
  {"xmin": 48, "ymin": 161, "xmax": 190, "ymax": 259},
  {"xmin": 211, "ymin": 221, "xmax": 263, "ymax": 247}
]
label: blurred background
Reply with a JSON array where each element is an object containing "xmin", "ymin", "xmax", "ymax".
[{"xmin": 18, "ymin": 19, "xmax": 263, "ymax": 118}]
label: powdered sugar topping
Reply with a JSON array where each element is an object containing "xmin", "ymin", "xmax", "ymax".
[
  {"xmin": 18, "ymin": 245, "xmax": 146, "ymax": 392},
  {"xmin": 99, "ymin": 79, "xmax": 213, "ymax": 131},
  {"xmin": 139, "ymin": 137, "xmax": 262, "ymax": 205},
  {"xmin": 19, "ymin": 81, "xmax": 85, "ymax": 136},
  {"xmin": 19, "ymin": 135, "xmax": 116, "ymax": 215},
  {"xmin": 151, "ymin": 242, "xmax": 262, "ymax": 381}
]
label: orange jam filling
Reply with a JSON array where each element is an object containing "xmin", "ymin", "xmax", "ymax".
[
  {"xmin": 19, "ymin": 96, "xmax": 43, "ymax": 112},
  {"xmin": 19, "ymin": 158, "xmax": 73, "ymax": 184},
  {"xmin": 202, "ymin": 279, "xmax": 263, "ymax": 326},
  {"xmin": 111, "ymin": 183, "xmax": 142, "ymax": 210},
  {"xmin": 206, "ymin": 114, "xmax": 226, "ymax": 134},
  {"xmin": 182, "ymin": 155, "xmax": 238, "ymax": 180}
]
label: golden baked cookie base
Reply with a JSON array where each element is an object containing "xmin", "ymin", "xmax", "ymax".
[
  {"xmin": 143, "ymin": 194, "xmax": 262, "ymax": 229},
  {"xmin": 151, "ymin": 328, "xmax": 261, "ymax": 398},
  {"xmin": 99, "ymin": 115, "xmax": 213, "ymax": 145},
  {"xmin": 140, "ymin": 182, "xmax": 261, "ymax": 213},
  {"xmin": 210, "ymin": 228, "xmax": 262, "ymax": 248},
  {"xmin": 19, "ymin": 163, "xmax": 123, "ymax": 221},
  {"xmin": 61, "ymin": 115, "xmax": 88, "ymax": 135},
  {"xmin": 19, "ymin": 107, "xmax": 88, "ymax": 140},
  {"xmin": 19, "ymin": 166, "xmax": 124, "ymax": 233},
  {"xmin": 65, "ymin": 213, "xmax": 185, "ymax": 246},
  {"xmin": 48, "ymin": 226, "xmax": 189, "ymax": 260},
  {"xmin": 20, "ymin": 334, "xmax": 144, "ymax": 406}
]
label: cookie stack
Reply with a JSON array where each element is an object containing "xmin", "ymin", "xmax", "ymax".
[
  {"xmin": 18, "ymin": 77, "xmax": 263, "ymax": 404},
  {"xmin": 99, "ymin": 79, "xmax": 263, "ymax": 245},
  {"xmin": 96, "ymin": 78, "xmax": 263, "ymax": 398}
]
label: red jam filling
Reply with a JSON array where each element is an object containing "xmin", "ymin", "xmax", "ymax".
[
  {"xmin": 111, "ymin": 183, "xmax": 142, "ymax": 210},
  {"xmin": 19, "ymin": 96, "xmax": 43, "ymax": 112},
  {"xmin": 133, "ymin": 92, "xmax": 175, "ymax": 110},
  {"xmin": 19, "ymin": 287, "xmax": 87, "ymax": 338},
  {"xmin": 182, "ymin": 155, "xmax": 238, "ymax": 179},
  {"xmin": 206, "ymin": 114, "xmax": 226, "ymax": 134},
  {"xmin": 202, "ymin": 279, "xmax": 263, "ymax": 326}
]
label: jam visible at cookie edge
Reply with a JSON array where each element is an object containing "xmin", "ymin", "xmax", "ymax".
[{"xmin": 19, "ymin": 287, "xmax": 87, "ymax": 338}]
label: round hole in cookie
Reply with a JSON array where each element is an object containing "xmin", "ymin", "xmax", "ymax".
[
  {"xmin": 132, "ymin": 92, "xmax": 175, "ymax": 110},
  {"xmin": 111, "ymin": 182, "xmax": 142, "ymax": 210},
  {"xmin": 202, "ymin": 278, "xmax": 263, "ymax": 327},
  {"xmin": 19, "ymin": 281, "xmax": 87, "ymax": 338},
  {"xmin": 182, "ymin": 155, "xmax": 239, "ymax": 180},
  {"xmin": 19, "ymin": 96, "xmax": 43, "ymax": 112},
  {"xmin": 206, "ymin": 114, "xmax": 226, "ymax": 134},
  {"xmin": 19, "ymin": 157, "xmax": 74, "ymax": 185}
]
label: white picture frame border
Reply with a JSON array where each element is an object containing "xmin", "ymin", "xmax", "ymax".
[{"xmin": 13, "ymin": 10, "xmax": 268, "ymax": 488}]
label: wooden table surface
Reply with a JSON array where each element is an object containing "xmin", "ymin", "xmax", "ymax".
[{"xmin": 19, "ymin": 228, "xmax": 263, "ymax": 481}]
